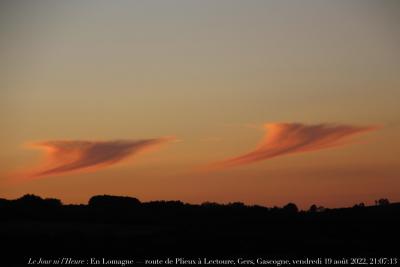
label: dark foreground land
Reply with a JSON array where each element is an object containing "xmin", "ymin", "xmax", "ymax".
[{"xmin": 0, "ymin": 195, "xmax": 399, "ymax": 265}]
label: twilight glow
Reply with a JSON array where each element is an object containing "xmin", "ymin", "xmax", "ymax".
[{"xmin": 1, "ymin": 0, "xmax": 399, "ymax": 208}]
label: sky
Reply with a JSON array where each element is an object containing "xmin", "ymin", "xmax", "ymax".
[{"xmin": 1, "ymin": 0, "xmax": 399, "ymax": 209}]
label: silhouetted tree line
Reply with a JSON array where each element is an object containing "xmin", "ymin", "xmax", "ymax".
[
  {"xmin": 0, "ymin": 194, "xmax": 399, "ymax": 263},
  {"xmin": 0, "ymin": 194, "xmax": 398, "ymax": 223},
  {"xmin": 0, "ymin": 194, "xmax": 301, "ymax": 222}
]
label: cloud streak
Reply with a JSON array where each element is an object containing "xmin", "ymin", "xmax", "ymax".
[
  {"xmin": 207, "ymin": 123, "xmax": 378, "ymax": 170},
  {"xmin": 21, "ymin": 137, "xmax": 174, "ymax": 178}
]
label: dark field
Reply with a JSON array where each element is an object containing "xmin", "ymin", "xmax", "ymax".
[{"xmin": 1, "ymin": 195, "xmax": 399, "ymax": 265}]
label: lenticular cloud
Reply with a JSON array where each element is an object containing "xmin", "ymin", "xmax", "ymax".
[
  {"xmin": 22, "ymin": 137, "xmax": 173, "ymax": 178},
  {"xmin": 208, "ymin": 123, "xmax": 378, "ymax": 170}
]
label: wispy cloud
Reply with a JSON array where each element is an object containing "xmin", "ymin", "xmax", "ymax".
[
  {"xmin": 207, "ymin": 123, "xmax": 379, "ymax": 170},
  {"xmin": 20, "ymin": 137, "xmax": 174, "ymax": 178}
]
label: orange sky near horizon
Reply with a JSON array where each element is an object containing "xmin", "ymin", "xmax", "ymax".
[{"xmin": 1, "ymin": 0, "xmax": 399, "ymax": 209}]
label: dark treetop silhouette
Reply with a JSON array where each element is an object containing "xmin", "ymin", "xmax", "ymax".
[{"xmin": 0, "ymin": 194, "xmax": 399, "ymax": 264}]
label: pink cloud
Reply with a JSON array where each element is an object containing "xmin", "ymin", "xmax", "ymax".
[
  {"xmin": 20, "ymin": 137, "xmax": 174, "ymax": 178},
  {"xmin": 207, "ymin": 123, "xmax": 379, "ymax": 170}
]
